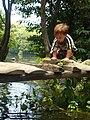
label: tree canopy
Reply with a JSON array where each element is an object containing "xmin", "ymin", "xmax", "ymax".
[
  {"xmin": 0, "ymin": 0, "xmax": 90, "ymax": 61},
  {"xmin": 14, "ymin": 0, "xmax": 90, "ymax": 60}
]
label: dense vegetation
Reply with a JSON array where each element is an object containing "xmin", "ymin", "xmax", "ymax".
[
  {"xmin": 14, "ymin": 0, "xmax": 90, "ymax": 60},
  {"xmin": 0, "ymin": 0, "xmax": 90, "ymax": 114},
  {"xmin": 0, "ymin": 0, "xmax": 90, "ymax": 60}
]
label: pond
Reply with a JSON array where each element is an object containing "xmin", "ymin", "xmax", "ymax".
[
  {"xmin": 0, "ymin": 82, "xmax": 90, "ymax": 120},
  {"xmin": 0, "ymin": 82, "xmax": 41, "ymax": 119}
]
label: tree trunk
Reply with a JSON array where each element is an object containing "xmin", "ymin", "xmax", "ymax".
[
  {"xmin": 0, "ymin": 0, "xmax": 14, "ymax": 61},
  {"xmin": 48, "ymin": 0, "xmax": 60, "ymax": 43},
  {"xmin": 41, "ymin": 0, "xmax": 51, "ymax": 57}
]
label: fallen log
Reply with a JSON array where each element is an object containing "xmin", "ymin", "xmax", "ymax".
[
  {"xmin": 0, "ymin": 70, "xmax": 90, "ymax": 83},
  {"xmin": 63, "ymin": 60, "xmax": 90, "ymax": 72},
  {"xmin": 27, "ymin": 63, "xmax": 64, "ymax": 72},
  {"xmin": 0, "ymin": 60, "xmax": 90, "ymax": 83},
  {"xmin": 61, "ymin": 70, "xmax": 90, "ymax": 78},
  {"xmin": 0, "ymin": 62, "xmax": 46, "ymax": 74}
]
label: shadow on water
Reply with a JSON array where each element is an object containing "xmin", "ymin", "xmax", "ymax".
[{"xmin": 0, "ymin": 82, "xmax": 90, "ymax": 120}]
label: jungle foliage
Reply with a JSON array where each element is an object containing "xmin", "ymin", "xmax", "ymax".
[
  {"xmin": 14, "ymin": 0, "xmax": 90, "ymax": 60},
  {"xmin": 0, "ymin": 0, "xmax": 90, "ymax": 60},
  {"xmin": 0, "ymin": 0, "xmax": 90, "ymax": 113},
  {"xmin": 17, "ymin": 78, "xmax": 90, "ymax": 112}
]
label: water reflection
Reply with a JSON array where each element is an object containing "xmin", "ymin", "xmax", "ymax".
[
  {"xmin": 7, "ymin": 82, "xmax": 31, "ymax": 114},
  {"xmin": 0, "ymin": 82, "xmax": 41, "ymax": 119},
  {"xmin": 0, "ymin": 82, "xmax": 90, "ymax": 120}
]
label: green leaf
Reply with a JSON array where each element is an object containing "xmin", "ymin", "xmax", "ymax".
[
  {"xmin": 21, "ymin": 103, "xmax": 27, "ymax": 111},
  {"xmin": 87, "ymin": 101, "xmax": 90, "ymax": 105}
]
